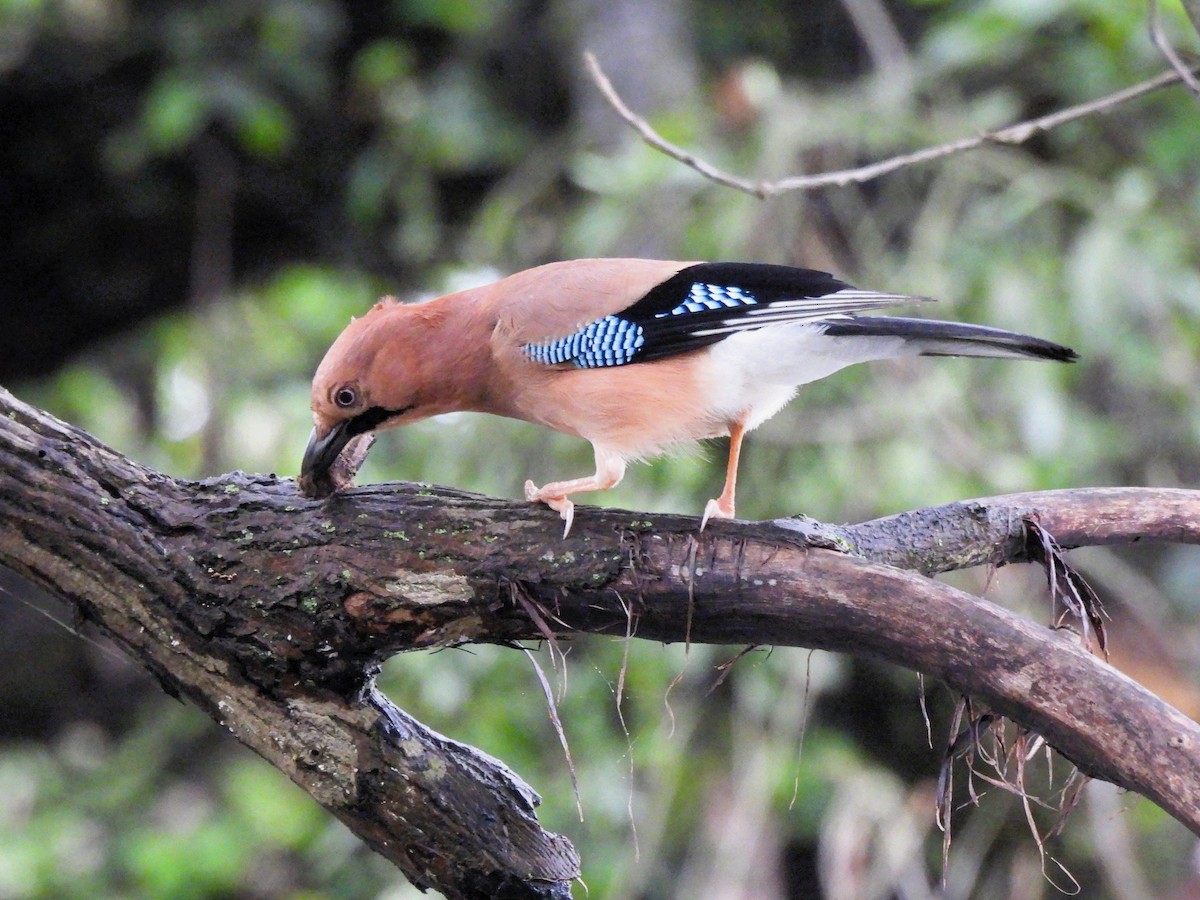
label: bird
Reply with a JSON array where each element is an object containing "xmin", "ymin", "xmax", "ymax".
[{"xmin": 299, "ymin": 259, "xmax": 1076, "ymax": 534}]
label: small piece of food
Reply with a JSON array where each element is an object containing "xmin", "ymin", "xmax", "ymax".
[{"xmin": 297, "ymin": 433, "xmax": 375, "ymax": 499}]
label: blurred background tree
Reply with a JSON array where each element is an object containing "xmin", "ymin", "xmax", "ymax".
[{"xmin": 2, "ymin": 0, "xmax": 1199, "ymax": 896}]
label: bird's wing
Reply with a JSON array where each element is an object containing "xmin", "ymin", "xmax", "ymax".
[{"xmin": 520, "ymin": 261, "xmax": 930, "ymax": 368}]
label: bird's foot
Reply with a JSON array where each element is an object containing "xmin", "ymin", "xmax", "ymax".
[
  {"xmin": 700, "ymin": 496, "xmax": 735, "ymax": 531},
  {"xmin": 525, "ymin": 480, "xmax": 575, "ymax": 538}
]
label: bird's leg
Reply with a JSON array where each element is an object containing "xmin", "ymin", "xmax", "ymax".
[
  {"xmin": 525, "ymin": 446, "xmax": 626, "ymax": 537},
  {"xmin": 701, "ymin": 421, "xmax": 746, "ymax": 530}
]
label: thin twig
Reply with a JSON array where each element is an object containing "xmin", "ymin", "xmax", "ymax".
[
  {"xmin": 583, "ymin": 51, "xmax": 767, "ymax": 196},
  {"xmin": 584, "ymin": 50, "xmax": 1197, "ymax": 198},
  {"xmin": 1149, "ymin": 0, "xmax": 1200, "ymax": 102}
]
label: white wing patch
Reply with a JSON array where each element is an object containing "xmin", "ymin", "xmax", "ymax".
[{"xmin": 690, "ymin": 289, "xmax": 928, "ymax": 337}]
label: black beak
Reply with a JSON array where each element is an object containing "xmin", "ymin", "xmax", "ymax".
[
  {"xmin": 301, "ymin": 421, "xmax": 352, "ymax": 486},
  {"xmin": 299, "ymin": 406, "xmax": 403, "ymax": 498}
]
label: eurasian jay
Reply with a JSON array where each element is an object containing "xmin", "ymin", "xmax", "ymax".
[{"xmin": 299, "ymin": 259, "xmax": 1076, "ymax": 532}]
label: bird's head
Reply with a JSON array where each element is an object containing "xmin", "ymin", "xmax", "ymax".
[{"xmin": 299, "ymin": 297, "xmax": 432, "ymax": 498}]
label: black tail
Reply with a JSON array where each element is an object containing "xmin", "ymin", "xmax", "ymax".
[{"xmin": 822, "ymin": 316, "xmax": 1077, "ymax": 363}]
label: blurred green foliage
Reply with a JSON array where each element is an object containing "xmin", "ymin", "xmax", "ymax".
[{"xmin": 3, "ymin": 0, "xmax": 1200, "ymax": 897}]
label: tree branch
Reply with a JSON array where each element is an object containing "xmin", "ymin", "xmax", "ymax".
[
  {"xmin": 788, "ymin": 485, "xmax": 1200, "ymax": 574},
  {"xmin": 3, "ymin": 385, "xmax": 1200, "ymax": 898},
  {"xmin": 1150, "ymin": 0, "xmax": 1200, "ymax": 102},
  {"xmin": 583, "ymin": 51, "xmax": 1198, "ymax": 198}
]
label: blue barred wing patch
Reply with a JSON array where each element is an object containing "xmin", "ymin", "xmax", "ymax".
[
  {"xmin": 655, "ymin": 282, "xmax": 759, "ymax": 318},
  {"xmin": 524, "ymin": 314, "xmax": 647, "ymax": 368},
  {"xmin": 524, "ymin": 281, "xmax": 761, "ymax": 369}
]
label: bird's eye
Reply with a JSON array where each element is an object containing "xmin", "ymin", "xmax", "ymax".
[{"xmin": 334, "ymin": 387, "xmax": 358, "ymax": 408}]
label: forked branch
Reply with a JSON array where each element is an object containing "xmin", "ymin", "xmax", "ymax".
[
  {"xmin": 1150, "ymin": 0, "xmax": 1200, "ymax": 101},
  {"xmin": 583, "ymin": 51, "xmax": 1199, "ymax": 197},
  {"xmin": 2, "ymin": 386, "xmax": 1199, "ymax": 898}
]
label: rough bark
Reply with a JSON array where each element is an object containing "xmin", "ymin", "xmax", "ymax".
[
  {"xmin": 788, "ymin": 486, "xmax": 1200, "ymax": 574},
  {"xmin": 3, "ymin": 385, "xmax": 1200, "ymax": 897}
]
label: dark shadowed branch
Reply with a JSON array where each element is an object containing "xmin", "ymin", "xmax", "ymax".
[{"xmin": 3, "ymin": 386, "xmax": 1200, "ymax": 898}]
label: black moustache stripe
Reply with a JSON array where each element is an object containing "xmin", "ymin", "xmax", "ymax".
[{"xmin": 347, "ymin": 405, "xmax": 412, "ymax": 436}]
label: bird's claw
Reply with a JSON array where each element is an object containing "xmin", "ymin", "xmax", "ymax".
[
  {"xmin": 700, "ymin": 497, "xmax": 735, "ymax": 531},
  {"xmin": 525, "ymin": 480, "xmax": 575, "ymax": 538},
  {"xmin": 553, "ymin": 501, "xmax": 575, "ymax": 538}
]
